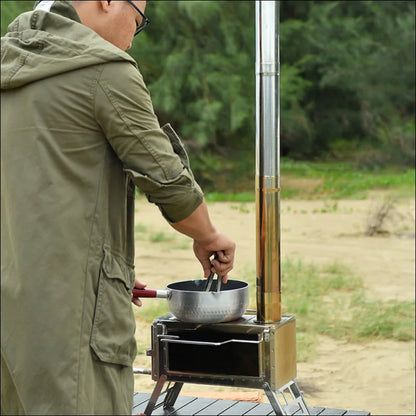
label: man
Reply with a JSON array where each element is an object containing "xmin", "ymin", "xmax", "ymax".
[{"xmin": 1, "ymin": 1, "xmax": 236, "ymax": 414}]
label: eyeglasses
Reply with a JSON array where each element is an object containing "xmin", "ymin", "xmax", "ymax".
[{"xmin": 126, "ymin": 0, "xmax": 150, "ymax": 36}]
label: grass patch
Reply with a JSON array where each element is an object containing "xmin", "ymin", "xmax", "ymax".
[
  {"xmin": 282, "ymin": 259, "xmax": 414, "ymax": 356},
  {"xmin": 231, "ymin": 203, "xmax": 252, "ymax": 214},
  {"xmin": 238, "ymin": 259, "xmax": 415, "ymax": 362},
  {"xmin": 280, "ymin": 159, "xmax": 415, "ymax": 199},
  {"xmin": 350, "ymin": 297, "xmax": 415, "ymax": 342},
  {"xmin": 134, "ymin": 301, "xmax": 170, "ymax": 323},
  {"xmin": 202, "ymin": 161, "xmax": 414, "ymax": 201},
  {"xmin": 149, "ymin": 232, "xmax": 175, "ymax": 243},
  {"xmin": 135, "ymin": 223, "xmax": 148, "ymax": 233},
  {"xmin": 172, "ymin": 240, "xmax": 191, "ymax": 250},
  {"xmin": 205, "ymin": 192, "xmax": 255, "ymax": 202}
]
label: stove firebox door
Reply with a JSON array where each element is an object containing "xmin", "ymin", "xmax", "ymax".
[{"xmin": 159, "ymin": 331, "xmax": 264, "ymax": 381}]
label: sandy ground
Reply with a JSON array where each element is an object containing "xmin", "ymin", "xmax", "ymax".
[{"xmin": 132, "ymin": 194, "xmax": 415, "ymax": 415}]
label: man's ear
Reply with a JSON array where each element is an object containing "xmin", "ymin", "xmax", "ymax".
[{"xmin": 99, "ymin": 0, "xmax": 111, "ymax": 13}]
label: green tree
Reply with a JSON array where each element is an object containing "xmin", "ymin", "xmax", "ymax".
[
  {"xmin": 280, "ymin": 1, "xmax": 415, "ymax": 165},
  {"xmin": 129, "ymin": 1, "xmax": 257, "ymax": 188},
  {"xmin": 2, "ymin": 1, "xmax": 414, "ymax": 186},
  {"xmin": 131, "ymin": 1, "xmax": 255, "ymax": 150},
  {"xmin": 135, "ymin": 1, "xmax": 414, "ymax": 172},
  {"xmin": 1, "ymin": 1, "xmax": 34, "ymax": 36}
]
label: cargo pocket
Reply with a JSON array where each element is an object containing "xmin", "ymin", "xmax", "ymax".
[{"xmin": 90, "ymin": 247, "xmax": 137, "ymax": 367}]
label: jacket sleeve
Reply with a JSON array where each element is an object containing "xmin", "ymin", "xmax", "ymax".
[{"xmin": 93, "ymin": 61, "xmax": 204, "ymax": 223}]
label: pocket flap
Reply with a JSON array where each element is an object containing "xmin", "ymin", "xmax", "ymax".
[
  {"xmin": 102, "ymin": 248, "xmax": 135, "ymax": 290},
  {"xmin": 161, "ymin": 123, "xmax": 191, "ymax": 170}
]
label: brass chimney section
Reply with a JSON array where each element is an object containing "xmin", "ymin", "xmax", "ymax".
[{"xmin": 255, "ymin": 1, "xmax": 281, "ymax": 323}]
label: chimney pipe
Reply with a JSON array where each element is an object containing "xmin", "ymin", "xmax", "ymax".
[{"xmin": 255, "ymin": 1, "xmax": 281, "ymax": 323}]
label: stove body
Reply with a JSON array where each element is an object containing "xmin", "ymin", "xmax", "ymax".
[{"xmin": 149, "ymin": 313, "xmax": 296, "ymax": 391}]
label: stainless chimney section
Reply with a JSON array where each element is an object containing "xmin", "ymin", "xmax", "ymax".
[{"xmin": 255, "ymin": 1, "xmax": 281, "ymax": 323}]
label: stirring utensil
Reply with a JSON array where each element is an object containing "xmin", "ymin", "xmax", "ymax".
[
  {"xmin": 205, "ymin": 271, "xmax": 215, "ymax": 291},
  {"xmin": 216, "ymin": 276, "xmax": 222, "ymax": 292},
  {"xmin": 205, "ymin": 252, "xmax": 221, "ymax": 292}
]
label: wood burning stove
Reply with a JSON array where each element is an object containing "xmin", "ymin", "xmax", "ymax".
[
  {"xmin": 141, "ymin": 313, "xmax": 308, "ymax": 415},
  {"xmin": 149, "ymin": 313, "xmax": 296, "ymax": 389}
]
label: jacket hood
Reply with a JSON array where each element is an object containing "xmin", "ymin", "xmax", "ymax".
[{"xmin": 1, "ymin": 0, "xmax": 137, "ymax": 89}]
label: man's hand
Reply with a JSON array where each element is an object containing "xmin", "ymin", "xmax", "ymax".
[
  {"xmin": 193, "ymin": 233, "xmax": 235, "ymax": 282},
  {"xmin": 131, "ymin": 279, "xmax": 147, "ymax": 307}
]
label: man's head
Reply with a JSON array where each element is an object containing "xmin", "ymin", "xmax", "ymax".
[{"xmin": 72, "ymin": 0, "xmax": 148, "ymax": 51}]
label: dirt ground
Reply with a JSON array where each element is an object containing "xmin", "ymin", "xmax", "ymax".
[{"xmin": 132, "ymin": 194, "xmax": 415, "ymax": 415}]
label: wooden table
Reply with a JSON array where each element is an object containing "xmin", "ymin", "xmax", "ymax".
[{"xmin": 133, "ymin": 392, "xmax": 370, "ymax": 415}]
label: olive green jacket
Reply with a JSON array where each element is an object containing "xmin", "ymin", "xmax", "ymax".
[{"xmin": 1, "ymin": 1, "xmax": 203, "ymax": 414}]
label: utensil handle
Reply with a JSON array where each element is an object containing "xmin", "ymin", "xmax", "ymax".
[
  {"xmin": 132, "ymin": 288, "xmax": 168, "ymax": 298},
  {"xmin": 205, "ymin": 271, "xmax": 215, "ymax": 291}
]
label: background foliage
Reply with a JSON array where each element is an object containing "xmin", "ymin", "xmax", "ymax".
[{"xmin": 2, "ymin": 1, "xmax": 415, "ymax": 190}]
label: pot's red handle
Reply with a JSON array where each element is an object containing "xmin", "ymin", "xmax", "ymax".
[{"xmin": 132, "ymin": 288, "xmax": 168, "ymax": 298}]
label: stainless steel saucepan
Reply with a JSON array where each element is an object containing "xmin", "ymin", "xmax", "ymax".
[{"xmin": 132, "ymin": 279, "xmax": 249, "ymax": 323}]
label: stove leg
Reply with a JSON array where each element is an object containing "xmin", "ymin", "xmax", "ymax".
[
  {"xmin": 287, "ymin": 380, "xmax": 310, "ymax": 415},
  {"xmin": 143, "ymin": 375, "xmax": 167, "ymax": 415},
  {"xmin": 263, "ymin": 383, "xmax": 286, "ymax": 415},
  {"xmin": 164, "ymin": 382, "xmax": 183, "ymax": 409},
  {"xmin": 263, "ymin": 380, "xmax": 310, "ymax": 415}
]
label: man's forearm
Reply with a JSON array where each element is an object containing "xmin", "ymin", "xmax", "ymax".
[
  {"xmin": 169, "ymin": 199, "xmax": 218, "ymax": 244},
  {"xmin": 169, "ymin": 199, "xmax": 236, "ymax": 279}
]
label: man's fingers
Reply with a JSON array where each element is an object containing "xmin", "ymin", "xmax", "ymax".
[
  {"xmin": 131, "ymin": 297, "xmax": 142, "ymax": 307},
  {"xmin": 211, "ymin": 258, "xmax": 232, "ymax": 280},
  {"xmin": 132, "ymin": 280, "xmax": 147, "ymax": 307},
  {"xmin": 215, "ymin": 250, "xmax": 228, "ymax": 262},
  {"xmin": 134, "ymin": 279, "xmax": 147, "ymax": 289},
  {"xmin": 201, "ymin": 258, "xmax": 214, "ymax": 278}
]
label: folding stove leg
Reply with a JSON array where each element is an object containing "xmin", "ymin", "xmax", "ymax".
[
  {"xmin": 163, "ymin": 382, "xmax": 183, "ymax": 409},
  {"xmin": 263, "ymin": 380, "xmax": 310, "ymax": 415},
  {"xmin": 263, "ymin": 383, "xmax": 285, "ymax": 415},
  {"xmin": 143, "ymin": 375, "xmax": 167, "ymax": 415},
  {"xmin": 143, "ymin": 378, "xmax": 183, "ymax": 415}
]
